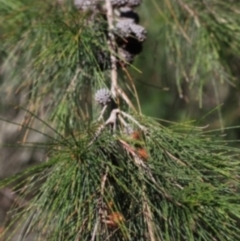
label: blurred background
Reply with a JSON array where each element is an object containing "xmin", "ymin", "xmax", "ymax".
[
  {"xmin": 1, "ymin": 0, "xmax": 240, "ymax": 239},
  {"xmin": 133, "ymin": 0, "xmax": 240, "ymax": 136}
]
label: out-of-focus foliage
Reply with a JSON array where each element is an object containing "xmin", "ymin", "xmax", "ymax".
[
  {"xmin": 133, "ymin": 0, "xmax": 240, "ymax": 133},
  {"xmin": 0, "ymin": 0, "xmax": 110, "ymax": 132}
]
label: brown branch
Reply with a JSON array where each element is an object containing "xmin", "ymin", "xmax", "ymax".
[
  {"xmin": 105, "ymin": 0, "xmax": 118, "ymax": 100},
  {"xmin": 91, "ymin": 167, "xmax": 109, "ymax": 241},
  {"xmin": 143, "ymin": 194, "xmax": 158, "ymax": 241}
]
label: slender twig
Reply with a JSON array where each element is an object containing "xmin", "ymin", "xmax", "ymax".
[
  {"xmin": 116, "ymin": 86, "xmax": 136, "ymax": 112},
  {"xmin": 91, "ymin": 167, "xmax": 109, "ymax": 241},
  {"xmin": 90, "ymin": 108, "xmax": 146, "ymax": 146},
  {"xmin": 91, "ymin": 219, "xmax": 100, "ymax": 241},
  {"xmin": 165, "ymin": 150, "xmax": 187, "ymax": 166},
  {"xmin": 105, "ymin": 0, "xmax": 118, "ymax": 100},
  {"xmin": 143, "ymin": 193, "xmax": 158, "ymax": 241},
  {"xmin": 165, "ymin": 0, "xmax": 191, "ymax": 43},
  {"xmin": 97, "ymin": 105, "xmax": 108, "ymax": 121},
  {"xmin": 101, "ymin": 167, "xmax": 109, "ymax": 195},
  {"xmin": 104, "ymin": 0, "xmax": 140, "ymax": 135},
  {"xmin": 66, "ymin": 68, "xmax": 81, "ymax": 94},
  {"xmin": 122, "ymin": 67, "xmax": 141, "ymax": 113},
  {"xmin": 88, "ymin": 109, "xmax": 120, "ymax": 146},
  {"xmin": 120, "ymin": 111, "xmax": 147, "ymax": 131},
  {"xmin": 118, "ymin": 115, "xmax": 128, "ymax": 127},
  {"xmin": 177, "ymin": 0, "xmax": 200, "ymax": 27}
]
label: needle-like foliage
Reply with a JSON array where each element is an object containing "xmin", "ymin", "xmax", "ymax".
[
  {"xmin": 1, "ymin": 0, "xmax": 240, "ymax": 241},
  {"xmin": 140, "ymin": 0, "xmax": 240, "ymax": 107},
  {"xmin": 1, "ymin": 119, "xmax": 240, "ymax": 240}
]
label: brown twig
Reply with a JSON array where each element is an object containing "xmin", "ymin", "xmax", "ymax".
[
  {"xmin": 143, "ymin": 193, "xmax": 158, "ymax": 241},
  {"xmin": 122, "ymin": 67, "xmax": 141, "ymax": 113},
  {"xmin": 105, "ymin": 0, "xmax": 118, "ymax": 100},
  {"xmin": 116, "ymin": 86, "xmax": 136, "ymax": 112},
  {"xmin": 120, "ymin": 111, "xmax": 147, "ymax": 131},
  {"xmin": 88, "ymin": 109, "xmax": 120, "ymax": 147},
  {"xmin": 91, "ymin": 167, "xmax": 109, "ymax": 241}
]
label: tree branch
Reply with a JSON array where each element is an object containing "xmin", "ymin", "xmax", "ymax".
[
  {"xmin": 91, "ymin": 167, "xmax": 109, "ymax": 241},
  {"xmin": 105, "ymin": 0, "xmax": 118, "ymax": 100}
]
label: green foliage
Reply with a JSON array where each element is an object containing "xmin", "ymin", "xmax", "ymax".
[
  {"xmin": 136, "ymin": 0, "xmax": 240, "ymax": 121},
  {"xmin": 1, "ymin": 118, "xmax": 240, "ymax": 240},
  {"xmin": 1, "ymin": 0, "xmax": 240, "ymax": 241},
  {"xmin": 0, "ymin": 0, "xmax": 109, "ymax": 131},
  {"xmin": 146, "ymin": 0, "xmax": 240, "ymax": 90}
]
